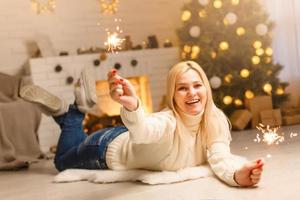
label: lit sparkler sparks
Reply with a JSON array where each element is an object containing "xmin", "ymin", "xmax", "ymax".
[
  {"xmin": 255, "ymin": 123, "xmax": 285, "ymax": 145},
  {"xmin": 104, "ymin": 18, "xmax": 124, "ymax": 53},
  {"xmin": 104, "ymin": 32, "xmax": 124, "ymax": 53}
]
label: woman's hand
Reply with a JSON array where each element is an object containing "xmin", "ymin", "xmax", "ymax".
[
  {"xmin": 234, "ymin": 158, "xmax": 264, "ymax": 187},
  {"xmin": 107, "ymin": 69, "xmax": 139, "ymax": 111}
]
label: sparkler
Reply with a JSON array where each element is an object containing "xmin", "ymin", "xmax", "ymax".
[
  {"xmin": 105, "ymin": 32, "xmax": 124, "ymax": 53},
  {"xmin": 255, "ymin": 123, "xmax": 285, "ymax": 145},
  {"xmin": 104, "ymin": 19, "xmax": 124, "ymax": 53}
]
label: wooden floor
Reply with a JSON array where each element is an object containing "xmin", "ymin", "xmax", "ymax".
[{"xmin": 1, "ymin": 125, "xmax": 300, "ymax": 200}]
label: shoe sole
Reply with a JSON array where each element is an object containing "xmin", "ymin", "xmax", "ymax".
[
  {"xmin": 20, "ymin": 85, "xmax": 62, "ymax": 112},
  {"xmin": 81, "ymin": 67, "xmax": 97, "ymax": 106}
]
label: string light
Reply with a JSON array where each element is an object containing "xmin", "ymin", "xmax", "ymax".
[
  {"xmin": 198, "ymin": 9, "xmax": 207, "ymax": 18},
  {"xmin": 263, "ymin": 83, "xmax": 272, "ymax": 94},
  {"xmin": 223, "ymin": 96, "xmax": 233, "ymax": 105},
  {"xmin": 191, "ymin": 45, "xmax": 201, "ymax": 59},
  {"xmin": 231, "ymin": 0, "xmax": 239, "ymax": 5},
  {"xmin": 213, "ymin": 0, "xmax": 223, "ymax": 8},
  {"xmin": 256, "ymin": 48, "xmax": 264, "ymax": 56},
  {"xmin": 219, "ymin": 41, "xmax": 229, "ymax": 50},
  {"xmin": 234, "ymin": 99, "xmax": 243, "ymax": 106},
  {"xmin": 184, "ymin": 45, "xmax": 192, "ymax": 53},
  {"xmin": 224, "ymin": 74, "xmax": 233, "ymax": 83},
  {"xmin": 253, "ymin": 41, "xmax": 262, "ymax": 49},
  {"xmin": 182, "ymin": 10, "xmax": 192, "ymax": 21},
  {"xmin": 100, "ymin": 0, "xmax": 119, "ymax": 14},
  {"xmin": 240, "ymin": 68, "xmax": 250, "ymax": 78},
  {"xmin": 31, "ymin": 0, "xmax": 56, "ymax": 14},
  {"xmin": 252, "ymin": 56, "xmax": 260, "ymax": 65},
  {"xmin": 245, "ymin": 90, "xmax": 254, "ymax": 99},
  {"xmin": 211, "ymin": 51, "xmax": 217, "ymax": 59},
  {"xmin": 236, "ymin": 27, "xmax": 246, "ymax": 36},
  {"xmin": 276, "ymin": 87, "xmax": 284, "ymax": 95},
  {"xmin": 265, "ymin": 57, "xmax": 272, "ymax": 63},
  {"xmin": 265, "ymin": 47, "xmax": 273, "ymax": 56}
]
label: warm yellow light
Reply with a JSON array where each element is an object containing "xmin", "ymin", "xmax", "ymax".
[
  {"xmin": 252, "ymin": 56, "xmax": 260, "ymax": 65},
  {"xmin": 211, "ymin": 51, "xmax": 217, "ymax": 59},
  {"xmin": 183, "ymin": 45, "xmax": 191, "ymax": 53},
  {"xmin": 253, "ymin": 41, "xmax": 262, "ymax": 49},
  {"xmin": 276, "ymin": 87, "xmax": 284, "ymax": 95},
  {"xmin": 198, "ymin": 9, "xmax": 207, "ymax": 18},
  {"xmin": 105, "ymin": 32, "xmax": 125, "ymax": 53},
  {"xmin": 100, "ymin": 0, "xmax": 119, "ymax": 14},
  {"xmin": 256, "ymin": 48, "xmax": 264, "ymax": 56},
  {"xmin": 265, "ymin": 57, "xmax": 272, "ymax": 63},
  {"xmin": 191, "ymin": 45, "xmax": 200, "ymax": 59},
  {"xmin": 263, "ymin": 83, "xmax": 272, "ymax": 94},
  {"xmin": 224, "ymin": 74, "xmax": 233, "ymax": 83},
  {"xmin": 31, "ymin": 0, "xmax": 56, "ymax": 14},
  {"xmin": 245, "ymin": 90, "xmax": 254, "ymax": 99},
  {"xmin": 223, "ymin": 96, "xmax": 233, "ymax": 105},
  {"xmin": 223, "ymin": 19, "xmax": 229, "ymax": 26},
  {"xmin": 267, "ymin": 70, "xmax": 272, "ymax": 76},
  {"xmin": 231, "ymin": 0, "xmax": 239, "ymax": 5},
  {"xmin": 192, "ymin": 45, "xmax": 200, "ymax": 54},
  {"xmin": 213, "ymin": 0, "xmax": 223, "ymax": 8},
  {"xmin": 240, "ymin": 68, "xmax": 250, "ymax": 78},
  {"xmin": 219, "ymin": 41, "xmax": 229, "ymax": 50},
  {"xmin": 236, "ymin": 27, "xmax": 246, "ymax": 36},
  {"xmin": 234, "ymin": 99, "xmax": 243, "ymax": 106},
  {"xmin": 265, "ymin": 47, "xmax": 273, "ymax": 56},
  {"xmin": 181, "ymin": 52, "xmax": 187, "ymax": 59},
  {"xmin": 182, "ymin": 10, "xmax": 192, "ymax": 21}
]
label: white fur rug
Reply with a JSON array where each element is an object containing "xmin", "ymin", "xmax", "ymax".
[{"xmin": 54, "ymin": 165, "xmax": 213, "ymax": 185}]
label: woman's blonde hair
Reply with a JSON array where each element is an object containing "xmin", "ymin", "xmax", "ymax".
[{"xmin": 166, "ymin": 61, "xmax": 231, "ymax": 149}]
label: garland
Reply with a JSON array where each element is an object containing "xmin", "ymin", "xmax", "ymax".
[
  {"xmin": 31, "ymin": 0, "xmax": 56, "ymax": 14},
  {"xmin": 100, "ymin": 0, "xmax": 119, "ymax": 14}
]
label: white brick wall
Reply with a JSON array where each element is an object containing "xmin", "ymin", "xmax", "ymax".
[
  {"xmin": 0, "ymin": 0, "xmax": 183, "ymax": 75},
  {"xmin": 30, "ymin": 47, "xmax": 180, "ymax": 152}
]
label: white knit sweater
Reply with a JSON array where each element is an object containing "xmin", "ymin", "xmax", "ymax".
[{"xmin": 105, "ymin": 104, "xmax": 243, "ymax": 186}]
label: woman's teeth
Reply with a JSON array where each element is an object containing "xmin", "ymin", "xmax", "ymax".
[{"xmin": 186, "ymin": 99, "xmax": 200, "ymax": 105}]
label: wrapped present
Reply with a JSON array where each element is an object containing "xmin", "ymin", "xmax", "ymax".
[
  {"xmin": 283, "ymin": 114, "xmax": 300, "ymax": 125},
  {"xmin": 281, "ymin": 107, "xmax": 300, "ymax": 116},
  {"xmin": 245, "ymin": 96, "xmax": 273, "ymax": 128},
  {"xmin": 230, "ymin": 109, "xmax": 252, "ymax": 130},
  {"xmin": 259, "ymin": 109, "xmax": 282, "ymax": 126}
]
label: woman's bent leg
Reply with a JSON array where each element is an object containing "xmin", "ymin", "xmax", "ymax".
[
  {"xmin": 53, "ymin": 105, "xmax": 128, "ymax": 171},
  {"xmin": 53, "ymin": 104, "xmax": 89, "ymax": 171}
]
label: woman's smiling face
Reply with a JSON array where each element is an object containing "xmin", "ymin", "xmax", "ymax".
[{"xmin": 174, "ymin": 69, "xmax": 207, "ymax": 115}]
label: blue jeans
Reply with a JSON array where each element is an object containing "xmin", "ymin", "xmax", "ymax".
[{"xmin": 53, "ymin": 105, "xmax": 128, "ymax": 172}]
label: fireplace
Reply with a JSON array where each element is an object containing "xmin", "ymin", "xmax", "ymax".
[{"xmin": 82, "ymin": 75, "xmax": 153, "ymax": 134}]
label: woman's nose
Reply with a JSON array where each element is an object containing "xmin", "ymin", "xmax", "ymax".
[{"xmin": 187, "ymin": 88, "xmax": 197, "ymax": 96}]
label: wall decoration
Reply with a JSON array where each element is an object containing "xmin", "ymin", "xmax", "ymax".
[
  {"xmin": 94, "ymin": 59, "xmax": 101, "ymax": 67},
  {"xmin": 54, "ymin": 65, "xmax": 62, "ymax": 73},
  {"xmin": 31, "ymin": 0, "xmax": 56, "ymax": 14},
  {"xmin": 114, "ymin": 63, "xmax": 122, "ymax": 70},
  {"xmin": 131, "ymin": 59, "xmax": 138, "ymax": 67},
  {"xmin": 66, "ymin": 76, "xmax": 74, "ymax": 85},
  {"xmin": 99, "ymin": 0, "xmax": 119, "ymax": 14}
]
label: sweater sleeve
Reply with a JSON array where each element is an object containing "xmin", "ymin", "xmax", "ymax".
[
  {"xmin": 207, "ymin": 142, "xmax": 247, "ymax": 186},
  {"xmin": 120, "ymin": 101, "xmax": 176, "ymax": 144}
]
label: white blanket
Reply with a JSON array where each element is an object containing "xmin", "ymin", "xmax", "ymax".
[{"xmin": 54, "ymin": 165, "xmax": 213, "ymax": 185}]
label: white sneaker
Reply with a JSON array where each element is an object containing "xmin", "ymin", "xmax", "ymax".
[
  {"xmin": 74, "ymin": 67, "xmax": 97, "ymax": 113},
  {"xmin": 20, "ymin": 85, "xmax": 68, "ymax": 116}
]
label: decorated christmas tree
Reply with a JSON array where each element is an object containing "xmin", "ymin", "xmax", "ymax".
[{"xmin": 177, "ymin": 0, "xmax": 289, "ymax": 115}]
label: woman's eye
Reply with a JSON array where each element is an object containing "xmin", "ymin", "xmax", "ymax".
[
  {"xmin": 194, "ymin": 84, "xmax": 202, "ymax": 88},
  {"xmin": 178, "ymin": 87, "xmax": 187, "ymax": 91}
]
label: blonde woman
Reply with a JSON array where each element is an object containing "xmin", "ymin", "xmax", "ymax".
[{"xmin": 20, "ymin": 61, "xmax": 263, "ymax": 187}]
